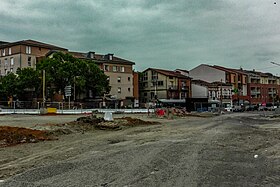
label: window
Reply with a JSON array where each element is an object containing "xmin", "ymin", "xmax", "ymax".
[
  {"xmin": 128, "ymin": 77, "xmax": 131, "ymax": 81},
  {"xmin": 120, "ymin": 66, "xmax": 125, "ymax": 72},
  {"xmin": 169, "ymin": 81, "xmax": 174, "ymax": 86},
  {"xmin": 143, "ymin": 72, "xmax": 148, "ymax": 81},
  {"xmin": 5, "ymin": 69, "xmax": 8, "ymax": 75},
  {"xmin": 117, "ymin": 77, "xmax": 121, "ymax": 83},
  {"xmin": 169, "ymin": 76, "xmax": 173, "ymax": 79},
  {"xmin": 104, "ymin": 65, "xmax": 109, "ymax": 71},
  {"xmin": 2, "ymin": 49, "xmax": 5, "ymax": 56},
  {"xmin": 4, "ymin": 58, "xmax": 8, "ymax": 66},
  {"xmin": 113, "ymin": 66, "xmax": 117, "ymax": 72},
  {"xmin": 128, "ymin": 88, "xmax": 131, "ymax": 92},
  {"xmin": 109, "ymin": 54, "xmax": 113, "ymax": 60},
  {"xmin": 158, "ymin": 81, "xmax": 163, "ymax": 86},
  {"xmin": 28, "ymin": 56, "xmax": 32, "ymax": 66},
  {"xmin": 151, "ymin": 92, "xmax": 155, "ymax": 99},
  {"xmin": 10, "ymin": 57, "xmax": 14, "ymax": 66},
  {"xmin": 152, "ymin": 71, "xmax": 158, "ymax": 80},
  {"xmin": 144, "ymin": 92, "xmax": 147, "ymax": 96},
  {"xmin": 8, "ymin": 48, "xmax": 11, "ymax": 55},
  {"xmin": 181, "ymin": 92, "xmax": 186, "ymax": 99},
  {"xmin": 10, "ymin": 68, "xmax": 13, "ymax": 72},
  {"xmin": 118, "ymin": 87, "xmax": 121, "ymax": 93},
  {"xmin": 26, "ymin": 46, "xmax": 31, "ymax": 54}
]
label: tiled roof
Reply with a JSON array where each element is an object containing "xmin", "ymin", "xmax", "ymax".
[
  {"xmin": 69, "ymin": 51, "xmax": 135, "ymax": 65},
  {"xmin": 192, "ymin": 79, "xmax": 231, "ymax": 87},
  {"xmin": 175, "ymin": 69, "xmax": 189, "ymax": 73},
  {"xmin": 213, "ymin": 65, "xmax": 247, "ymax": 75},
  {"xmin": 192, "ymin": 79, "xmax": 210, "ymax": 86},
  {"xmin": 0, "ymin": 39, "xmax": 67, "ymax": 50},
  {"xmin": 0, "ymin": 41, "xmax": 9, "ymax": 46},
  {"xmin": 147, "ymin": 68, "xmax": 191, "ymax": 79},
  {"xmin": 68, "ymin": 51, "xmax": 87, "ymax": 59}
]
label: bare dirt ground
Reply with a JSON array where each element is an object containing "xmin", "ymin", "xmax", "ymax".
[{"xmin": 1, "ymin": 112, "xmax": 280, "ymax": 186}]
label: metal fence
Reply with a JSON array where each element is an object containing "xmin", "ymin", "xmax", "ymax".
[{"xmin": 0, "ymin": 101, "xmax": 152, "ymax": 114}]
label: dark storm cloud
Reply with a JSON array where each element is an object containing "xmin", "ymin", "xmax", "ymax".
[{"xmin": 1, "ymin": 0, "xmax": 280, "ymax": 74}]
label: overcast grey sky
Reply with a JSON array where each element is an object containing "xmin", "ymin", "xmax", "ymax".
[{"xmin": 1, "ymin": 0, "xmax": 280, "ymax": 74}]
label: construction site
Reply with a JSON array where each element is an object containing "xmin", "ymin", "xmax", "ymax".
[{"xmin": 0, "ymin": 110, "xmax": 280, "ymax": 186}]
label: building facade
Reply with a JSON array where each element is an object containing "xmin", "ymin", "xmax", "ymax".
[
  {"xmin": 190, "ymin": 64, "xmax": 280, "ymax": 106},
  {"xmin": 192, "ymin": 80, "xmax": 232, "ymax": 108},
  {"xmin": 0, "ymin": 40, "xmax": 67, "ymax": 76},
  {"xmin": 245, "ymin": 70, "xmax": 279, "ymax": 105},
  {"xmin": 69, "ymin": 51, "xmax": 137, "ymax": 107},
  {"xmin": 0, "ymin": 39, "xmax": 138, "ymax": 107},
  {"xmin": 140, "ymin": 68, "xmax": 191, "ymax": 104}
]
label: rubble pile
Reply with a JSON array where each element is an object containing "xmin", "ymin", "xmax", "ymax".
[
  {"xmin": 155, "ymin": 108, "xmax": 189, "ymax": 118},
  {"xmin": 75, "ymin": 115, "xmax": 160, "ymax": 130},
  {"xmin": 120, "ymin": 117, "xmax": 160, "ymax": 126},
  {"xmin": 75, "ymin": 115, "xmax": 120, "ymax": 130},
  {"xmin": 0, "ymin": 115, "xmax": 161, "ymax": 147},
  {"xmin": 155, "ymin": 108, "xmax": 214, "ymax": 118},
  {"xmin": 0, "ymin": 126, "xmax": 54, "ymax": 147}
]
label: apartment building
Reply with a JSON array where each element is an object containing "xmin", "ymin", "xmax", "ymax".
[
  {"xmin": 189, "ymin": 64, "xmax": 249, "ymax": 105},
  {"xmin": 190, "ymin": 64, "xmax": 280, "ymax": 106},
  {"xmin": 0, "ymin": 39, "xmax": 138, "ymax": 107},
  {"xmin": 244, "ymin": 70, "xmax": 280, "ymax": 105},
  {"xmin": 192, "ymin": 80, "xmax": 232, "ymax": 108},
  {"xmin": 69, "ymin": 51, "xmax": 137, "ymax": 107},
  {"xmin": 0, "ymin": 40, "xmax": 67, "ymax": 76},
  {"xmin": 140, "ymin": 68, "xmax": 191, "ymax": 104}
]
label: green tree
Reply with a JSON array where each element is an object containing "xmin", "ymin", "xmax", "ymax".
[
  {"xmin": 16, "ymin": 68, "xmax": 41, "ymax": 99},
  {"xmin": 37, "ymin": 52, "xmax": 110, "ymax": 100},
  {"xmin": 83, "ymin": 61, "xmax": 110, "ymax": 98},
  {"xmin": 0, "ymin": 73, "xmax": 18, "ymax": 98},
  {"xmin": 37, "ymin": 52, "xmax": 77, "ymax": 94}
]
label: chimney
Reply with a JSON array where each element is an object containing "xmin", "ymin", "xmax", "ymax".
[
  {"xmin": 107, "ymin": 53, "xmax": 114, "ymax": 60},
  {"xmin": 88, "ymin": 51, "xmax": 95, "ymax": 59}
]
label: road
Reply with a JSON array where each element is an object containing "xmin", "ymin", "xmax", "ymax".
[{"xmin": 1, "ymin": 113, "xmax": 280, "ymax": 186}]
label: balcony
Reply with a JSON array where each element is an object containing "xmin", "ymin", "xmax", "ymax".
[
  {"xmin": 168, "ymin": 86, "xmax": 178, "ymax": 90},
  {"xmin": 181, "ymin": 86, "xmax": 189, "ymax": 91},
  {"xmin": 251, "ymin": 90, "xmax": 260, "ymax": 95},
  {"xmin": 268, "ymin": 91, "xmax": 277, "ymax": 95},
  {"xmin": 222, "ymin": 95, "xmax": 231, "ymax": 99}
]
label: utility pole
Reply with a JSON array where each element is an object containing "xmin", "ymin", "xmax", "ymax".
[
  {"xmin": 220, "ymin": 79, "xmax": 223, "ymax": 113},
  {"xmin": 42, "ymin": 70, "xmax": 46, "ymax": 108}
]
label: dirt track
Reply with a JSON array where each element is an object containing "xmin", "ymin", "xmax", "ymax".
[{"xmin": 1, "ymin": 113, "xmax": 280, "ymax": 186}]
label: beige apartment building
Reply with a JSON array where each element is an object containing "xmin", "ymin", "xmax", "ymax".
[
  {"xmin": 69, "ymin": 52, "xmax": 137, "ymax": 107},
  {"xmin": 0, "ymin": 40, "xmax": 67, "ymax": 75},
  {"xmin": 140, "ymin": 68, "xmax": 192, "ymax": 104},
  {"xmin": 0, "ymin": 39, "xmax": 138, "ymax": 107}
]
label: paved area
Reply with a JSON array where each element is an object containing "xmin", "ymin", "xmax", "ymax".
[{"xmin": 1, "ymin": 113, "xmax": 280, "ymax": 186}]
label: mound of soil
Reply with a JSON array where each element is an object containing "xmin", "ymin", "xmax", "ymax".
[
  {"xmin": 0, "ymin": 126, "xmax": 54, "ymax": 147},
  {"xmin": 0, "ymin": 116, "xmax": 161, "ymax": 148},
  {"xmin": 121, "ymin": 117, "xmax": 160, "ymax": 126}
]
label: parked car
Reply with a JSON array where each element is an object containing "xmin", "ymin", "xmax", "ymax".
[
  {"xmin": 232, "ymin": 105, "xmax": 245, "ymax": 112},
  {"xmin": 245, "ymin": 105, "xmax": 258, "ymax": 111},
  {"xmin": 224, "ymin": 106, "xmax": 233, "ymax": 112}
]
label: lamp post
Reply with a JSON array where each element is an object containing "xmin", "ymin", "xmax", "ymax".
[{"xmin": 220, "ymin": 79, "xmax": 223, "ymax": 113}]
